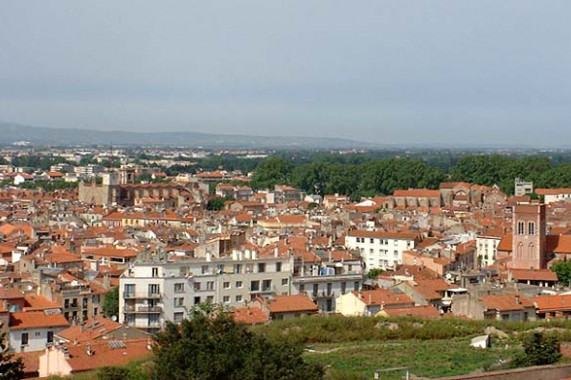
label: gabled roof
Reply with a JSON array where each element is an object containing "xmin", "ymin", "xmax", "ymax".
[
  {"xmin": 354, "ymin": 289, "xmax": 413, "ymax": 307},
  {"xmin": 9, "ymin": 311, "xmax": 69, "ymax": 330},
  {"xmin": 264, "ymin": 295, "xmax": 318, "ymax": 314},
  {"xmin": 479, "ymin": 294, "xmax": 534, "ymax": 312},
  {"xmin": 534, "ymin": 294, "xmax": 571, "ymax": 313}
]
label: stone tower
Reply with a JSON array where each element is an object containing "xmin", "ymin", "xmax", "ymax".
[{"xmin": 511, "ymin": 203, "xmax": 546, "ymax": 270}]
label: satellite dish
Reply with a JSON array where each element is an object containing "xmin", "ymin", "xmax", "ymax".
[{"xmin": 111, "ymin": 315, "xmax": 117, "ymax": 322}]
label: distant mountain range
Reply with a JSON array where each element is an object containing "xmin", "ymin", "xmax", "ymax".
[{"xmin": 0, "ymin": 122, "xmax": 375, "ymax": 149}]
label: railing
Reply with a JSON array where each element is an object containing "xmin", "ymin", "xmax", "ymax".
[
  {"xmin": 123, "ymin": 292, "xmax": 161, "ymax": 299},
  {"xmin": 124, "ymin": 306, "xmax": 162, "ymax": 313}
]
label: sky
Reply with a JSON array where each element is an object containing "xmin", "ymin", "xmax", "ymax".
[{"xmin": 0, "ymin": 1, "xmax": 570, "ymax": 146}]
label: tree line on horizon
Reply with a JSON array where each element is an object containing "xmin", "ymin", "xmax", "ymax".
[{"xmin": 250, "ymin": 155, "xmax": 571, "ymax": 200}]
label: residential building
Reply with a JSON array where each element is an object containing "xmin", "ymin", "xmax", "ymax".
[{"xmin": 345, "ymin": 230, "xmax": 419, "ymax": 271}]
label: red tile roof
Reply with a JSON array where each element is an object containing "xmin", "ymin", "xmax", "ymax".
[
  {"xmin": 382, "ymin": 305, "xmax": 441, "ymax": 319},
  {"xmin": 233, "ymin": 307, "xmax": 269, "ymax": 325},
  {"xmin": 355, "ymin": 289, "xmax": 414, "ymax": 307},
  {"xmin": 479, "ymin": 294, "xmax": 534, "ymax": 312},
  {"xmin": 534, "ymin": 294, "xmax": 571, "ymax": 313},
  {"xmin": 264, "ymin": 295, "xmax": 318, "ymax": 314},
  {"xmin": 9, "ymin": 311, "xmax": 69, "ymax": 330}
]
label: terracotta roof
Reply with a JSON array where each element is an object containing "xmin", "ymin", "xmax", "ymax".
[
  {"xmin": 23, "ymin": 294, "xmax": 61, "ymax": 311},
  {"xmin": 393, "ymin": 189, "xmax": 440, "ymax": 198},
  {"xmin": 479, "ymin": 294, "xmax": 534, "ymax": 312},
  {"xmin": 64, "ymin": 338, "xmax": 152, "ymax": 372},
  {"xmin": 534, "ymin": 294, "xmax": 571, "ymax": 313},
  {"xmin": 382, "ymin": 305, "xmax": 440, "ymax": 319},
  {"xmin": 497, "ymin": 234, "xmax": 513, "ymax": 252},
  {"xmin": 56, "ymin": 316, "xmax": 123, "ymax": 343},
  {"xmin": 233, "ymin": 307, "xmax": 269, "ymax": 325},
  {"xmin": 354, "ymin": 289, "xmax": 414, "ymax": 307},
  {"xmin": 264, "ymin": 295, "xmax": 318, "ymax": 313},
  {"xmin": 536, "ymin": 188, "xmax": 571, "ymax": 195},
  {"xmin": 85, "ymin": 247, "xmax": 138, "ymax": 258},
  {"xmin": 9, "ymin": 311, "xmax": 69, "ymax": 330},
  {"xmin": 509, "ymin": 269, "xmax": 558, "ymax": 282}
]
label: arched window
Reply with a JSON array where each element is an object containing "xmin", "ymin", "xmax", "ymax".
[
  {"xmin": 528, "ymin": 243, "xmax": 535, "ymax": 259},
  {"xmin": 517, "ymin": 221, "xmax": 525, "ymax": 235},
  {"xmin": 516, "ymin": 242, "xmax": 524, "ymax": 258},
  {"xmin": 528, "ymin": 222, "xmax": 535, "ymax": 235}
]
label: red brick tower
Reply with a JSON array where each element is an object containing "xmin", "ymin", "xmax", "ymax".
[{"xmin": 511, "ymin": 203, "xmax": 546, "ymax": 270}]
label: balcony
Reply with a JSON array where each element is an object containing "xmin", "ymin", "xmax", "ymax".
[
  {"xmin": 124, "ymin": 305, "xmax": 162, "ymax": 314},
  {"xmin": 123, "ymin": 292, "xmax": 161, "ymax": 300}
]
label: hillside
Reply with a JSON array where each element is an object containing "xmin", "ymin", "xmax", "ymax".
[{"xmin": 0, "ymin": 122, "xmax": 374, "ymax": 149}]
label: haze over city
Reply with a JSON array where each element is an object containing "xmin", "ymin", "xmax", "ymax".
[{"xmin": 1, "ymin": 1, "xmax": 570, "ymax": 146}]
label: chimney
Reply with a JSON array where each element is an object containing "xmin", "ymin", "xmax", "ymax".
[{"xmin": 515, "ymin": 295, "xmax": 520, "ymax": 305}]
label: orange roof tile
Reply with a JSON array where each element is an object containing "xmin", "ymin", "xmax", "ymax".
[
  {"xmin": 264, "ymin": 295, "xmax": 318, "ymax": 313},
  {"xmin": 479, "ymin": 294, "xmax": 534, "ymax": 312},
  {"xmin": 9, "ymin": 311, "xmax": 69, "ymax": 330}
]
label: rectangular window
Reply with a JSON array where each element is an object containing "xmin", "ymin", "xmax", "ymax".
[
  {"xmin": 341, "ymin": 282, "xmax": 346, "ymax": 294},
  {"xmin": 234, "ymin": 264, "xmax": 242, "ymax": 274},
  {"xmin": 194, "ymin": 296, "xmax": 201, "ymax": 305},
  {"xmin": 194, "ymin": 282, "xmax": 201, "ymax": 291},
  {"xmin": 370, "ymin": 238, "xmax": 374, "ymax": 244},
  {"xmin": 174, "ymin": 297, "xmax": 184, "ymax": 307},
  {"xmin": 21, "ymin": 333, "xmax": 28, "ymax": 345},
  {"xmin": 223, "ymin": 282, "xmax": 230, "ymax": 289},
  {"xmin": 206, "ymin": 296, "xmax": 214, "ymax": 303},
  {"xmin": 47, "ymin": 331, "xmax": 54, "ymax": 343},
  {"xmin": 201, "ymin": 265, "xmax": 209, "ymax": 274},
  {"xmin": 354, "ymin": 281, "xmax": 359, "ymax": 291},
  {"xmin": 251, "ymin": 280, "xmax": 260, "ymax": 291},
  {"xmin": 299, "ymin": 284, "xmax": 305, "ymax": 293},
  {"xmin": 281, "ymin": 278, "xmax": 288, "ymax": 286},
  {"xmin": 206, "ymin": 281, "xmax": 214, "ymax": 290},
  {"xmin": 258, "ymin": 263, "xmax": 266, "ymax": 273},
  {"xmin": 149, "ymin": 284, "xmax": 160, "ymax": 295},
  {"xmin": 236, "ymin": 281, "xmax": 243, "ymax": 288},
  {"xmin": 174, "ymin": 283, "xmax": 185, "ymax": 293},
  {"xmin": 236, "ymin": 295, "xmax": 243, "ymax": 302},
  {"xmin": 313, "ymin": 283, "xmax": 319, "ymax": 296},
  {"xmin": 276, "ymin": 262, "xmax": 282, "ymax": 272},
  {"xmin": 174, "ymin": 312, "xmax": 184, "ymax": 323},
  {"xmin": 223, "ymin": 296, "xmax": 230, "ymax": 303},
  {"xmin": 152, "ymin": 267, "xmax": 159, "ymax": 277},
  {"xmin": 327, "ymin": 283, "xmax": 332, "ymax": 296}
]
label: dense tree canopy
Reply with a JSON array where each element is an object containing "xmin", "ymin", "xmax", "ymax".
[
  {"xmin": 514, "ymin": 332, "xmax": 561, "ymax": 367},
  {"xmin": 250, "ymin": 153, "xmax": 571, "ymax": 198},
  {"xmin": 152, "ymin": 306, "xmax": 323, "ymax": 380},
  {"xmin": 103, "ymin": 287, "xmax": 119, "ymax": 318}
]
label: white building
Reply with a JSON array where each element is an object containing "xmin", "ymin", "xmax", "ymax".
[
  {"xmin": 476, "ymin": 232, "xmax": 502, "ymax": 268},
  {"xmin": 345, "ymin": 230, "xmax": 419, "ymax": 271},
  {"xmin": 8, "ymin": 311, "xmax": 69, "ymax": 353},
  {"xmin": 119, "ymin": 250, "xmax": 293, "ymax": 333}
]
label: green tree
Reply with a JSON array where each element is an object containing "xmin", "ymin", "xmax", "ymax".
[
  {"xmin": 206, "ymin": 197, "xmax": 226, "ymax": 211},
  {"xmin": 0, "ymin": 323, "xmax": 25, "ymax": 380},
  {"xmin": 366, "ymin": 268, "xmax": 385, "ymax": 279},
  {"xmin": 514, "ymin": 332, "xmax": 561, "ymax": 367},
  {"xmin": 550, "ymin": 261, "xmax": 571, "ymax": 286},
  {"xmin": 251, "ymin": 157, "xmax": 294, "ymax": 190},
  {"xmin": 103, "ymin": 287, "xmax": 119, "ymax": 318},
  {"xmin": 152, "ymin": 305, "xmax": 324, "ymax": 380}
]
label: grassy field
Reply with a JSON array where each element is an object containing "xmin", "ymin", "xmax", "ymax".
[
  {"xmin": 65, "ymin": 316, "xmax": 571, "ymax": 380},
  {"xmin": 304, "ymin": 338, "xmax": 517, "ymax": 380}
]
